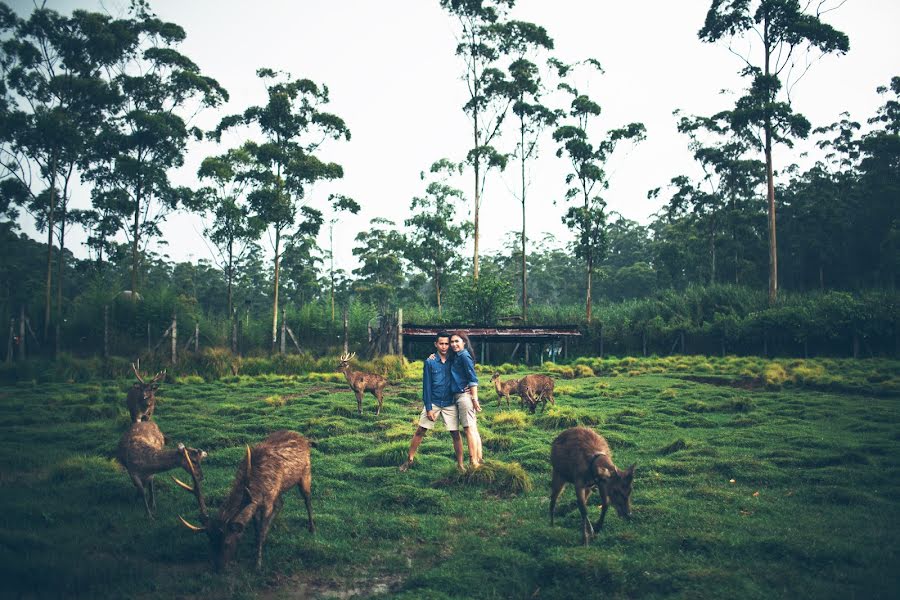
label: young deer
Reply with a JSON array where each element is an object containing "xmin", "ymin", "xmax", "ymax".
[
  {"xmin": 519, "ymin": 373, "xmax": 556, "ymax": 413},
  {"xmin": 116, "ymin": 420, "xmax": 207, "ymax": 519},
  {"xmin": 176, "ymin": 430, "xmax": 315, "ymax": 571},
  {"xmin": 126, "ymin": 363, "xmax": 166, "ymax": 422},
  {"xmin": 550, "ymin": 427, "xmax": 635, "ymax": 546},
  {"xmin": 337, "ymin": 352, "xmax": 387, "ymax": 415},
  {"xmin": 490, "ymin": 372, "xmax": 521, "ymax": 410}
]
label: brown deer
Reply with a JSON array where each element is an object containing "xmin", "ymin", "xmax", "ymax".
[
  {"xmin": 519, "ymin": 373, "xmax": 556, "ymax": 413},
  {"xmin": 549, "ymin": 427, "xmax": 635, "ymax": 546},
  {"xmin": 176, "ymin": 430, "xmax": 315, "ymax": 571},
  {"xmin": 116, "ymin": 420, "xmax": 207, "ymax": 519},
  {"xmin": 337, "ymin": 352, "xmax": 387, "ymax": 415},
  {"xmin": 126, "ymin": 363, "xmax": 166, "ymax": 422},
  {"xmin": 490, "ymin": 372, "xmax": 521, "ymax": 410}
]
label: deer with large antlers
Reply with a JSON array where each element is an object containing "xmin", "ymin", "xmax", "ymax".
[
  {"xmin": 116, "ymin": 420, "xmax": 207, "ymax": 519},
  {"xmin": 337, "ymin": 352, "xmax": 388, "ymax": 416},
  {"xmin": 519, "ymin": 373, "xmax": 556, "ymax": 414},
  {"xmin": 126, "ymin": 363, "xmax": 166, "ymax": 423},
  {"xmin": 176, "ymin": 430, "xmax": 315, "ymax": 571}
]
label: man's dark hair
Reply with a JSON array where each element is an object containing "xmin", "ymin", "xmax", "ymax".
[{"xmin": 435, "ymin": 331, "xmax": 451, "ymax": 341}]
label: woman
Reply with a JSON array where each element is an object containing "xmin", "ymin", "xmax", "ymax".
[{"xmin": 448, "ymin": 331, "xmax": 482, "ymax": 468}]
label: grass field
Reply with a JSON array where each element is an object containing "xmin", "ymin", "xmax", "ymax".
[{"xmin": 0, "ymin": 357, "xmax": 898, "ymax": 599}]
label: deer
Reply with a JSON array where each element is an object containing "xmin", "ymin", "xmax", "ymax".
[
  {"xmin": 126, "ymin": 363, "xmax": 166, "ymax": 422},
  {"xmin": 176, "ymin": 430, "xmax": 315, "ymax": 571},
  {"xmin": 337, "ymin": 352, "xmax": 388, "ymax": 416},
  {"xmin": 549, "ymin": 427, "xmax": 635, "ymax": 546},
  {"xmin": 116, "ymin": 420, "xmax": 207, "ymax": 519},
  {"xmin": 490, "ymin": 372, "xmax": 521, "ymax": 410},
  {"xmin": 519, "ymin": 373, "xmax": 556, "ymax": 413}
]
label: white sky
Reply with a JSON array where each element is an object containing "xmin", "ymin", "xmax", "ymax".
[{"xmin": 10, "ymin": 0, "xmax": 900, "ymax": 275}]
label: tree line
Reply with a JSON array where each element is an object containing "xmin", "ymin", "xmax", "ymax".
[{"xmin": 0, "ymin": 1, "xmax": 896, "ymax": 361}]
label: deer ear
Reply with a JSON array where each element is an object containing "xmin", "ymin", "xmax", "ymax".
[
  {"xmin": 177, "ymin": 442, "xmax": 185, "ymax": 451},
  {"xmin": 200, "ymin": 450, "xmax": 208, "ymax": 459},
  {"xmin": 625, "ymin": 464, "xmax": 636, "ymax": 483}
]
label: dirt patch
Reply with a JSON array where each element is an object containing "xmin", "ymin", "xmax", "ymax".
[
  {"xmin": 676, "ymin": 375, "xmax": 763, "ymax": 390},
  {"xmin": 259, "ymin": 573, "xmax": 405, "ymax": 599}
]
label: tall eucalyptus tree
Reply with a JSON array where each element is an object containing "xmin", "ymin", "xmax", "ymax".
[
  {"xmin": 212, "ymin": 69, "xmax": 349, "ymax": 351},
  {"xmin": 698, "ymin": 0, "xmax": 849, "ymax": 303},
  {"xmin": 553, "ymin": 59, "xmax": 645, "ymax": 322},
  {"xmin": 440, "ymin": 0, "xmax": 515, "ymax": 280}
]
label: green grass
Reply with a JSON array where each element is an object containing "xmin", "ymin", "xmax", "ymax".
[{"xmin": 0, "ymin": 358, "xmax": 898, "ymax": 598}]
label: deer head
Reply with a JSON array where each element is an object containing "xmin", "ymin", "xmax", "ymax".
[
  {"xmin": 593, "ymin": 458, "xmax": 635, "ymax": 519},
  {"xmin": 177, "ymin": 445, "xmax": 253, "ymax": 571},
  {"xmin": 132, "ymin": 363, "xmax": 166, "ymax": 400},
  {"xmin": 337, "ymin": 352, "xmax": 356, "ymax": 372}
]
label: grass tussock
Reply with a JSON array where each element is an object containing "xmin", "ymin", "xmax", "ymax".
[
  {"xmin": 434, "ymin": 460, "xmax": 532, "ymax": 496},
  {"xmin": 361, "ymin": 442, "xmax": 409, "ymax": 467},
  {"xmin": 492, "ymin": 410, "xmax": 528, "ymax": 430},
  {"xmin": 533, "ymin": 406, "xmax": 599, "ymax": 430}
]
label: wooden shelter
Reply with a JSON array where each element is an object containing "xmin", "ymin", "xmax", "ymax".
[{"xmin": 400, "ymin": 323, "xmax": 581, "ymax": 364}]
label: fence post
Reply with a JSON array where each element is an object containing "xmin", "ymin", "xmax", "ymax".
[
  {"xmin": 231, "ymin": 308, "xmax": 237, "ymax": 354},
  {"xmin": 342, "ymin": 305, "xmax": 349, "ymax": 354},
  {"xmin": 171, "ymin": 312, "xmax": 177, "ymax": 365},
  {"xmin": 397, "ymin": 308, "xmax": 403, "ymax": 356},
  {"xmin": 194, "ymin": 322, "xmax": 199, "ymax": 353},
  {"xmin": 6, "ymin": 318, "xmax": 13, "ymax": 363},
  {"xmin": 103, "ymin": 305, "xmax": 109, "ymax": 359},
  {"xmin": 18, "ymin": 305, "xmax": 25, "ymax": 361},
  {"xmin": 280, "ymin": 307, "xmax": 287, "ymax": 355}
]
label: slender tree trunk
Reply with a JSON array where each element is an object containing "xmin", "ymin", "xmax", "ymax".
[
  {"xmin": 435, "ymin": 270, "xmax": 442, "ymax": 317},
  {"xmin": 271, "ymin": 227, "xmax": 281, "ymax": 353},
  {"xmin": 44, "ymin": 155, "xmax": 58, "ymax": 341},
  {"xmin": 586, "ymin": 256, "xmax": 593, "ymax": 323},
  {"xmin": 520, "ymin": 117, "xmax": 528, "ymax": 321},
  {"xmin": 55, "ymin": 198, "xmax": 67, "ymax": 357},
  {"xmin": 342, "ymin": 305, "xmax": 349, "ymax": 354},
  {"xmin": 227, "ymin": 237, "xmax": 234, "ymax": 318},
  {"xmin": 329, "ymin": 221, "xmax": 335, "ymax": 321},
  {"xmin": 132, "ymin": 181, "xmax": 142, "ymax": 302},
  {"xmin": 709, "ymin": 215, "xmax": 716, "ymax": 285},
  {"xmin": 471, "ymin": 32, "xmax": 481, "ymax": 281},
  {"xmin": 764, "ymin": 14, "xmax": 778, "ymax": 306}
]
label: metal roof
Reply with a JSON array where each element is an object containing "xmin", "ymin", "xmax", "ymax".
[{"xmin": 402, "ymin": 324, "xmax": 581, "ymax": 342}]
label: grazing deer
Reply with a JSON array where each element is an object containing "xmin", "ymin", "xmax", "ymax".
[
  {"xmin": 126, "ymin": 363, "xmax": 166, "ymax": 422},
  {"xmin": 490, "ymin": 372, "xmax": 521, "ymax": 410},
  {"xmin": 177, "ymin": 430, "xmax": 315, "ymax": 571},
  {"xmin": 337, "ymin": 352, "xmax": 387, "ymax": 416},
  {"xmin": 550, "ymin": 427, "xmax": 635, "ymax": 546},
  {"xmin": 116, "ymin": 420, "xmax": 207, "ymax": 519},
  {"xmin": 519, "ymin": 373, "xmax": 556, "ymax": 413}
]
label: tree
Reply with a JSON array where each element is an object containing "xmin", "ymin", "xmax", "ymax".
[
  {"xmin": 440, "ymin": 0, "xmax": 515, "ymax": 280},
  {"xmin": 324, "ymin": 193, "xmax": 360, "ymax": 321},
  {"xmin": 352, "ymin": 217, "xmax": 406, "ymax": 315},
  {"xmin": 553, "ymin": 59, "xmax": 645, "ymax": 322},
  {"xmin": 192, "ymin": 146, "xmax": 262, "ymax": 317},
  {"xmin": 212, "ymin": 69, "xmax": 349, "ymax": 351},
  {"xmin": 0, "ymin": 3, "xmax": 126, "ymax": 345},
  {"xmin": 403, "ymin": 159, "xmax": 469, "ymax": 316},
  {"xmin": 446, "ymin": 267, "xmax": 514, "ymax": 325},
  {"xmin": 698, "ymin": 0, "xmax": 849, "ymax": 303},
  {"xmin": 493, "ymin": 19, "xmax": 556, "ymax": 320},
  {"xmin": 84, "ymin": 1, "xmax": 227, "ymax": 304}
]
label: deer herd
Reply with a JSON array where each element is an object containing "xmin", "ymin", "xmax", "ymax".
[{"xmin": 114, "ymin": 353, "xmax": 636, "ymax": 571}]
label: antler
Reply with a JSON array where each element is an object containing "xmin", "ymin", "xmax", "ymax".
[
  {"xmin": 173, "ymin": 444, "xmax": 209, "ymax": 531},
  {"xmin": 339, "ymin": 353, "xmax": 349, "ymax": 362},
  {"xmin": 150, "ymin": 369, "xmax": 166, "ymax": 384},
  {"xmin": 245, "ymin": 444, "xmax": 252, "ymax": 480},
  {"xmin": 131, "ymin": 362, "xmax": 146, "ymax": 384}
]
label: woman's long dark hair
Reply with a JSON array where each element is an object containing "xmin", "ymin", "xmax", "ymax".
[{"xmin": 449, "ymin": 330, "xmax": 476, "ymax": 364}]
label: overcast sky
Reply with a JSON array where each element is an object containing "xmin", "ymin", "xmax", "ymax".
[{"xmin": 10, "ymin": 0, "xmax": 900, "ymax": 275}]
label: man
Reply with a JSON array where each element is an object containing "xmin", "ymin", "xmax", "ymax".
[{"xmin": 399, "ymin": 331, "xmax": 464, "ymax": 472}]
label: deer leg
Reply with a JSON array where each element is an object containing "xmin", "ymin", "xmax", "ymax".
[
  {"xmin": 148, "ymin": 475, "xmax": 156, "ymax": 510},
  {"xmin": 355, "ymin": 390, "xmax": 363, "ymax": 415},
  {"xmin": 374, "ymin": 388, "xmax": 383, "ymax": 416},
  {"xmin": 255, "ymin": 499, "xmax": 283, "ymax": 570},
  {"xmin": 131, "ymin": 474, "xmax": 153, "ymax": 519},
  {"xmin": 298, "ymin": 480, "xmax": 315, "ymax": 533},
  {"xmin": 549, "ymin": 472, "xmax": 566, "ymax": 526},
  {"xmin": 576, "ymin": 486, "xmax": 594, "ymax": 546},
  {"xmin": 594, "ymin": 498, "xmax": 610, "ymax": 532}
]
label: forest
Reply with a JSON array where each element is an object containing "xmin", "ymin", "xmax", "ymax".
[{"xmin": 0, "ymin": 0, "xmax": 895, "ymax": 370}]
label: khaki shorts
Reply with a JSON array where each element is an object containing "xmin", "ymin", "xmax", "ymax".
[
  {"xmin": 455, "ymin": 392, "xmax": 478, "ymax": 428},
  {"xmin": 418, "ymin": 403, "xmax": 459, "ymax": 431}
]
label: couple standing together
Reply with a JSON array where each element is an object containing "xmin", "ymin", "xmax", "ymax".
[{"xmin": 399, "ymin": 331, "xmax": 482, "ymax": 472}]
